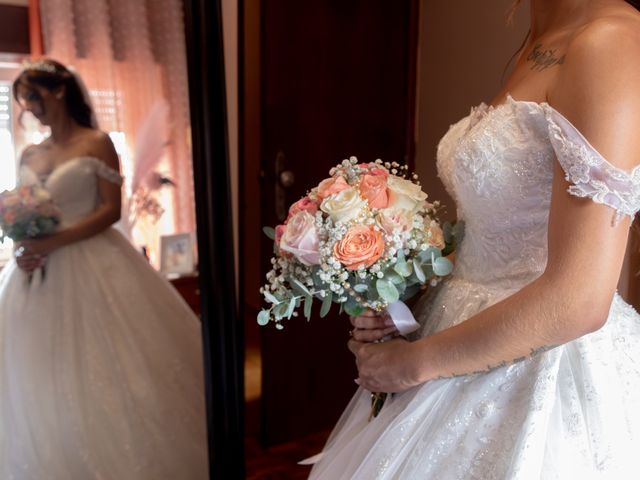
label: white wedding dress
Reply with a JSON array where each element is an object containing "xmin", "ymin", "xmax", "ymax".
[
  {"xmin": 0, "ymin": 157, "xmax": 208, "ymax": 479},
  {"xmin": 309, "ymin": 96, "xmax": 640, "ymax": 479}
]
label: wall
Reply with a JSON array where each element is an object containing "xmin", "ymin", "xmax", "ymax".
[{"xmin": 415, "ymin": 0, "xmax": 529, "ymax": 221}]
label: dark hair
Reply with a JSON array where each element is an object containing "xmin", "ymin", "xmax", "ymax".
[
  {"xmin": 12, "ymin": 58, "xmax": 95, "ymax": 129},
  {"xmin": 628, "ymin": 0, "xmax": 640, "ymax": 10}
]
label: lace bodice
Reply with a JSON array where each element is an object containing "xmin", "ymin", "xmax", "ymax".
[
  {"xmin": 19, "ymin": 156, "xmax": 123, "ymax": 228},
  {"xmin": 437, "ymin": 95, "xmax": 640, "ymax": 288}
]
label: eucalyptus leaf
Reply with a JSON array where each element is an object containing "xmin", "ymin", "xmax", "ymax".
[
  {"xmin": 385, "ymin": 271, "xmax": 404, "ymax": 285},
  {"xmin": 264, "ymin": 291, "xmax": 280, "ymax": 305},
  {"xmin": 286, "ymin": 297, "xmax": 296, "ymax": 319},
  {"xmin": 263, "ymin": 226, "xmax": 276, "ymax": 240},
  {"xmin": 376, "ymin": 279, "xmax": 399, "ymax": 304},
  {"xmin": 413, "ymin": 258, "xmax": 426, "ymax": 283},
  {"xmin": 344, "ymin": 298, "xmax": 365, "ymax": 317},
  {"xmin": 304, "ymin": 295, "xmax": 312, "ymax": 320},
  {"xmin": 433, "ymin": 256, "xmax": 453, "ymax": 276},
  {"xmin": 273, "ymin": 301, "xmax": 289, "ymax": 319},
  {"xmin": 257, "ymin": 310, "xmax": 270, "ymax": 326},
  {"xmin": 353, "ymin": 284, "xmax": 369, "ymax": 293},
  {"xmin": 393, "ymin": 257, "xmax": 412, "ymax": 277},
  {"xmin": 320, "ymin": 292, "xmax": 333, "ymax": 318},
  {"xmin": 290, "ymin": 277, "xmax": 311, "ymax": 296}
]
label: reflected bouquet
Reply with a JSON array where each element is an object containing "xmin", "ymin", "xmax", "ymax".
[
  {"xmin": 258, "ymin": 157, "xmax": 460, "ymax": 327},
  {"xmin": 0, "ymin": 185, "xmax": 61, "ymax": 281},
  {"xmin": 0, "ymin": 185, "xmax": 60, "ymax": 241}
]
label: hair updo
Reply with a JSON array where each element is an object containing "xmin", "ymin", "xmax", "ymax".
[{"xmin": 12, "ymin": 58, "xmax": 95, "ymax": 129}]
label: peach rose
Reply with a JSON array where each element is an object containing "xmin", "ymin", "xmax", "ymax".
[
  {"xmin": 334, "ymin": 225, "xmax": 385, "ymax": 270},
  {"xmin": 287, "ymin": 196, "xmax": 318, "ymax": 222},
  {"xmin": 426, "ymin": 221, "xmax": 445, "ymax": 249},
  {"xmin": 359, "ymin": 174, "xmax": 389, "ymax": 209},
  {"xmin": 376, "ymin": 208, "xmax": 412, "ymax": 235},
  {"xmin": 316, "ymin": 175, "xmax": 350, "ymax": 200},
  {"xmin": 360, "ymin": 163, "xmax": 389, "ymax": 177},
  {"xmin": 279, "ymin": 211, "xmax": 320, "ymax": 265}
]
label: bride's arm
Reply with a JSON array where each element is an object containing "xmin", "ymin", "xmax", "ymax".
[
  {"xmin": 350, "ymin": 19, "xmax": 640, "ymax": 393},
  {"xmin": 20, "ymin": 133, "xmax": 121, "ymax": 255}
]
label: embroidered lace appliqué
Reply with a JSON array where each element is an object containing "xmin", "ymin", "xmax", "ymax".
[{"xmin": 544, "ymin": 106, "xmax": 640, "ymax": 225}]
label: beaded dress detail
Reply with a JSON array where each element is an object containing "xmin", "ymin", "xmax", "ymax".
[
  {"xmin": 0, "ymin": 157, "xmax": 208, "ymax": 479},
  {"xmin": 309, "ymin": 97, "xmax": 640, "ymax": 480}
]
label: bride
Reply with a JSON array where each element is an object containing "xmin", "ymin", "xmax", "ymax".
[
  {"xmin": 310, "ymin": 0, "xmax": 640, "ymax": 478},
  {"xmin": 0, "ymin": 59, "xmax": 208, "ymax": 478}
]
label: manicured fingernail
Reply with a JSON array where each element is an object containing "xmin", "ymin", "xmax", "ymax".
[
  {"xmin": 384, "ymin": 318, "xmax": 395, "ymax": 326},
  {"xmin": 354, "ymin": 379, "xmax": 361, "ymax": 385}
]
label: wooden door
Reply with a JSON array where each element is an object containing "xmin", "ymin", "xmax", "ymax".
[{"xmin": 241, "ymin": 0, "xmax": 418, "ymax": 446}]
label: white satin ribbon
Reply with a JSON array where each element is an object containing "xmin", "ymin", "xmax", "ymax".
[{"xmin": 387, "ymin": 300, "xmax": 420, "ymax": 335}]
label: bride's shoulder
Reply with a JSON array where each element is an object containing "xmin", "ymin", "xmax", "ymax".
[
  {"xmin": 83, "ymin": 129, "xmax": 119, "ymax": 170},
  {"xmin": 564, "ymin": 7, "xmax": 640, "ymax": 69}
]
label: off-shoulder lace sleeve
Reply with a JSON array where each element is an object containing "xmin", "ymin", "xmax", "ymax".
[
  {"xmin": 88, "ymin": 157, "xmax": 123, "ymax": 186},
  {"xmin": 544, "ymin": 105, "xmax": 640, "ymax": 225}
]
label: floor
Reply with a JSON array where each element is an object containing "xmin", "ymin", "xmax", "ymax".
[{"xmin": 245, "ymin": 345, "xmax": 331, "ymax": 479}]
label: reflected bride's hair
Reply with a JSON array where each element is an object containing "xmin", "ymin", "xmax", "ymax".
[{"xmin": 12, "ymin": 58, "xmax": 96, "ymax": 129}]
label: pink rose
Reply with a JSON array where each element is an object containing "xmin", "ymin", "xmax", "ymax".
[
  {"xmin": 287, "ymin": 196, "xmax": 318, "ymax": 223},
  {"xmin": 279, "ymin": 211, "xmax": 320, "ymax": 265},
  {"xmin": 360, "ymin": 163, "xmax": 389, "ymax": 177},
  {"xmin": 359, "ymin": 174, "xmax": 389, "ymax": 209},
  {"xmin": 334, "ymin": 225, "xmax": 385, "ymax": 270},
  {"xmin": 376, "ymin": 208, "xmax": 412, "ymax": 235},
  {"xmin": 316, "ymin": 175, "xmax": 350, "ymax": 200},
  {"xmin": 275, "ymin": 224, "xmax": 287, "ymax": 244}
]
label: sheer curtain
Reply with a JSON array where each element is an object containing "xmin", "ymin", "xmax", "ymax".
[{"xmin": 37, "ymin": 0, "xmax": 195, "ymax": 266}]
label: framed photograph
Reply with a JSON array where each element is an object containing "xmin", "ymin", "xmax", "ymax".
[{"xmin": 160, "ymin": 233, "xmax": 195, "ymax": 276}]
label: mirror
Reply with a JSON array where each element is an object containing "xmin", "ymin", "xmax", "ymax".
[{"xmin": 0, "ymin": 0, "xmax": 242, "ymax": 478}]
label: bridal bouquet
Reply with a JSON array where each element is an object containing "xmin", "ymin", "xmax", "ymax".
[
  {"xmin": 258, "ymin": 157, "xmax": 458, "ymax": 327},
  {"xmin": 0, "ymin": 185, "xmax": 61, "ymax": 281},
  {"xmin": 258, "ymin": 157, "xmax": 461, "ymax": 418}
]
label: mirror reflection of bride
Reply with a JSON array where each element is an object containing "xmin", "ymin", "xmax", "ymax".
[{"xmin": 0, "ymin": 59, "xmax": 208, "ymax": 479}]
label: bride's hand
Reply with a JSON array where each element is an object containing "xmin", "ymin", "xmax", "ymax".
[
  {"xmin": 350, "ymin": 309, "xmax": 398, "ymax": 342},
  {"xmin": 348, "ymin": 337, "xmax": 422, "ymax": 393},
  {"xmin": 18, "ymin": 236, "xmax": 60, "ymax": 257},
  {"xmin": 14, "ymin": 245, "xmax": 46, "ymax": 273}
]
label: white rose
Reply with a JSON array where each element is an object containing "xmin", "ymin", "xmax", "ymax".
[
  {"xmin": 387, "ymin": 176, "xmax": 428, "ymax": 213},
  {"xmin": 320, "ymin": 187, "xmax": 368, "ymax": 224}
]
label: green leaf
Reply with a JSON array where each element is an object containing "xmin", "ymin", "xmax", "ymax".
[
  {"xmin": 263, "ymin": 226, "xmax": 276, "ymax": 240},
  {"xmin": 264, "ymin": 291, "xmax": 280, "ymax": 305},
  {"xmin": 320, "ymin": 291, "xmax": 333, "ymax": 318},
  {"xmin": 257, "ymin": 310, "xmax": 270, "ymax": 326},
  {"xmin": 304, "ymin": 295, "xmax": 312, "ymax": 319},
  {"xmin": 388, "ymin": 271, "xmax": 404, "ymax": 285},
  {"xmin": 376, "ymin": 279, "xmax": 399, "ymax": 304},
  {"xmin": 433, "ymin": 257, "xmax": 453, "ymax": 276},
  {"xmin": 344, "ymin": 298, "xmax": 365, "ymax": 317},
  {"xmin": 290, "ymin": 277, "xmax": 311, "ymax": 296},
  {"xmin": 413, "ymin": 258, "xmax": 426, "ymax": 283},
  {"xmin": 393, "ymin": 256, "xmax": 412, "ymax": 277},
  {"xmin": 273, "ymin": 301, "xmax": 289, "ymax": 319},
  {"xmin": 285, "ymin": 297, "xmax": 296, "ymax": 319},
  {"xmin": 353, "ymin": 284, "xmax": 369, "ymax": 293}
]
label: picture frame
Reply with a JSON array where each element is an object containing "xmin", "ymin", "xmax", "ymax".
[{"xmin": 159, "ymin": 232, "xmax": 195, "ymax": 276}]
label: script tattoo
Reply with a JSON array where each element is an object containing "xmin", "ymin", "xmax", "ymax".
[
  {"xmin": 436, "ymin": 345, "xmax": 558, "ymax": 380},
  {"xmin": 527, "ymin": 44, "xmax": 566, "ymax": 71}
]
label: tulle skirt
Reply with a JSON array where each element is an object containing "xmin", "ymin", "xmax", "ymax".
[
  {"xmin": 309, "ymin": 277, "xmax": 640, "ymax": 479},
  {"xmin": 0, "ymin": 228, "xmax": 208, "ymax": 479}
]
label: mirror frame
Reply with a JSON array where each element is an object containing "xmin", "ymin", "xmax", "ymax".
[{"xmin": 184, "ymin": 0, "xmax": 245, "ymax": 478}]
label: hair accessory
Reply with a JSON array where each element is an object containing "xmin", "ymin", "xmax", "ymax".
[{"xmin": 21, "ymin": 60, "xmax": 58, "ymax": 74}]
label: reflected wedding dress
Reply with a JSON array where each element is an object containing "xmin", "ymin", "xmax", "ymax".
[
  {"xmin": 310, "ymin": 96, "xmax": 640, "ymax": 479},
  {"xmin": 0, "ymin": 157, "xmax": 208, "ymax": 479}
]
